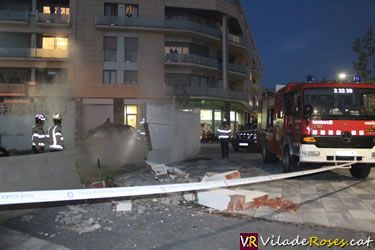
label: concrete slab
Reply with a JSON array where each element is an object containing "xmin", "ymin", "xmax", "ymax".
[{"xmin": 325, "ymin": 212, "xmax": 360, "ymax": 231}]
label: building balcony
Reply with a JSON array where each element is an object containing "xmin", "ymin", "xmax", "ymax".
[
  {"xmin": 226, "ymin": 63, "xmax": 250, "ymax": 77},
  {"xmin": 166, "ymin": 85, "xmax": 248, "ymax": 102},
  {"xmin": 28, "ymin": 83, "xmax": 72, "ymax": 97},
  {"xmin": 36, "ymin": 13, "xmax": 70, "ymax": 25},
  {"xmin": 0, "ymin": 83, "xmax": 26, "ymax": 97},
  {"xmin": 165, "ymin": 53, "xmax": 219, "ymax": 69},
  {"xmin": 0, "ymin": 10, "xmax": 28, "ymax": 23},
  {"xmin": 0, "ymin": 48, "xmax": 68, "ymax": 59},
  {"xmin": 95, "ymin": 16, "xmax": 222, "ymax": 39}
]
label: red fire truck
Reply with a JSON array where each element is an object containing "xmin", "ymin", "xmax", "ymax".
[{"xmin": 257, "ymin": 82, "xmax": 375, "ymax": 178}]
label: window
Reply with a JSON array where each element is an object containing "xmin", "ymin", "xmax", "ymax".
[
  {"xmin": 103, "ymin": 70, "xmax": 116, "ymax": 84},
  {"xmin": 293, "ymin": 93, "xmax": 301, "ymax": 116},
  {"xmin": 125, "ymin": 5, "xmax": 138, "ymax": 18},
  {"xmin": 42, "ymin": 37, "xmax": 68, "ymax": 50},
  {"xmin": 124, "ymin": 37, "xmax": 138, "ymax": 62},
  {"xmin": 191, "ymin": 75, "xmax": 208, "ymax": 88},
  {"xmin": 104, "ymin": 3, "xmax": 118, "ymax": 16},
  {"xmin": 43, "ymin": 6, "xmax": 70, "ymax": 14},
  {"xmin": 103, "ymin": 36, "xmax": 117, "ymax": 62},
  {"xmin": 164, "ymin": 45, "xmax": 189, "ymax": 54},
  {"xmin": 124, "ymin": 105, "xmax": 137, "ymax": 128},
  {"xmin": 267, "ymin": 107, "xmax": 275, "ymax": 132},
  {"xmin": 124, "ymin": 70, "xmax": 137, "ymax": 84}
]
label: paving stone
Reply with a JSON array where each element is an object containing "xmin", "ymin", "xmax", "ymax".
[
  {"xmin": 277, "ymin": 211, "xmax": 303, "ymax": 224},
  {"xmin": 321, "ymin": 198, "xmax": 347, "ymax": 212},
  {"xmin": 300, "ymin": 212, "xmax": 330, "ymax": 227},
  {"xmin": 353, "ymin": 218, "xmax": 375, "ymax": 233},
  {"xmin": 325, "ymin": 212, "xmax": 360, "ymax": 231},
  {"xmin": 349, "ymin": 209, "xmax": 375, "ymax": 220},
  {"xmin": 253, "ymin": 207, "xmax": 279, "ymax": 220},
  {"xmin": 342, "ymin": 199, "xmax": 372, "ymax": 210}
]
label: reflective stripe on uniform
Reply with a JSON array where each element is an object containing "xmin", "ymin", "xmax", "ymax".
[
  {"xmin": 50, "ymin": 145, "xmax": 63, "ymax": 150},
  {"xmin": 217, "ymin": 129, "xmax": 232, "ymax": 133},
  {"xmin": 32, "ymin": 133, "xmax": 45, "ymax": 139},
  {"xmin": 219, "ymin": 135, "xmax": 230, "ymax": 139}
]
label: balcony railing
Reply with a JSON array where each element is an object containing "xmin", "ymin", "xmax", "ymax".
[
  {"xmin": 0, "ymin": 48, "xmax": 68, "ymax": 59},
  {"xmin": 228, "ymin": 63, "xmax": 250, "ymax": 76},
  {"xmin": 96, "ymin": 16, "xmax": 222, "ymax": 38},
  {"xmin": 0, "ymin": 10, "xmax": 28, "ymax": 22},
  {"xmin": 0, "ymin": 83, "xmax": 26, "ymax": 96},
  {"xmin": 165, "ymin": 53, "xmax": 218, "ymax": 69},
  {"xmin": 166, "ymin": 86, "xmax": 248, "ymax": 101},
  {"xmin": 36, "ymin": 13, "xmax": 70, "ymax": 24},
  {"xmin": 29, "ymin": 84, "xmax": 72, "ymax": 97}
]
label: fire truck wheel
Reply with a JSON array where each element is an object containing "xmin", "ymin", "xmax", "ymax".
[
  {"xmin": 282, "ymin": 146, "xmax": 297, "ymax": 173},
  {"xmin": 350, "ymin": 164, "xmax": 371, "ymax": 179}
]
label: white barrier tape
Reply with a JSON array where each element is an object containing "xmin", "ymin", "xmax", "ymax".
[{"xmin": 0, "ymin": 162, "xmax": 354, "ymax": 205}]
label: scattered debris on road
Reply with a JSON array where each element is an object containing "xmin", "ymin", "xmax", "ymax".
[{"xmin": 112, "ymin": 200, "xmax": 132, "ymax": 212}]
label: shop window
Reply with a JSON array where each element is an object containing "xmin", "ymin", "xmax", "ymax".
[
  {"xmin": 103, "ymin": 70, "xmax": 116, "ymax": 84},
  {"xmin": 124, "ymin": 105, "xmax": 137, "ymax": 128},
  {"xmin": 124, "ymin": 37, "xmax": 138, "ymax": 62},
  {"xmin": 103, "ymin": 36, "xmax": 117, "ymax": 62},
  {"xmin": 124, "ymin": 70, "xmax": 137, "ymax": 84},
  {"xmin": 125, "ymin": 5, "xmax": 138, "ymax": 18}
]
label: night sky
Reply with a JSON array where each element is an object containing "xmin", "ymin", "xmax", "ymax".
[{"xmin": 242, "ymin": 0, "xmax": 375, "ymax": 89}]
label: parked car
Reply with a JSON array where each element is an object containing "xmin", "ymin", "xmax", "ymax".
[
  {"xmin": 0, "ymin": 145, "xmax": 10, "ymax": 157},
  {"xmin": 231, "ymin": 123, "xmax": 258, "ymax": 151}
]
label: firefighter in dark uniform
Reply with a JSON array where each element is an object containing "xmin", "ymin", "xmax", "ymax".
[
  {"xmin": 48, "ymin": 113, "xmax": 64, "ymax": 152},
  {"xmin": 32, "ymin": 114, "xmax": 47, "ymax": 153},
  {"xmin": 217, "ymin": 118, "xmax": 232, "ymax": 158}
]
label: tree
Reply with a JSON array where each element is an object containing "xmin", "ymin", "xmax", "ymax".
[{"xmin": 352, "ymin": 28, "xmax": 375, "ymax": 81}]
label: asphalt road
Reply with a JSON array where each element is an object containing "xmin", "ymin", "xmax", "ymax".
[{"xmin": 1, "ymin": 143, "xmax": 374, "ymax": 250}]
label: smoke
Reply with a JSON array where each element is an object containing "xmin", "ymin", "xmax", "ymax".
[{"xmin": 87, "ymin": 125, "xmax": 147, "ymax": 168}]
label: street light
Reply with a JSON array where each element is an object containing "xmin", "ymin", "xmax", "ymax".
[{"xmin": 338, "ymin": 73, "xmax": 347, "ymax": 80}]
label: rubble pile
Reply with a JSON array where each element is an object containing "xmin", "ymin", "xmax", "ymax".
[{"xmin": 245, "ymin": 195, "xmax": 300, "ymax": 213}]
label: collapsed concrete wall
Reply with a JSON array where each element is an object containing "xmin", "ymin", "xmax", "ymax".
[
  {"xmin": 146, "ymin": 104, "xmax": 200, "ymax": 164},
  {"xmin": 0, "ymin": 101, "xmax": 75, "ymax": 151},
  {"xmin": 0, "ymin": 151, "xmax": 81, "ymax": 192}
]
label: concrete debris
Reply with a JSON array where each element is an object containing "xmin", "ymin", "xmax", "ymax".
[
  {"xmin": 145, "ymin": 161, "xmax": 188, "ymax": 180},
  {"xmin": 201, "ymin": 170, "xmax": 240, "ymax": 182},
  {"xmin": 183, "ymin": 188, "xmax": 268, "ymax": 212},
  {"xmin": 67, "ymin": 205, "xmax": 88, "ymax": 214},
  {"xmin": 90, "ymin": 180, "xmax": 106, "ymax": 188},
  {"xmin": 245, "ymin": 195, "xmax": 300, "ymax": 213},
  {"xmin": 20, "ymin": 215, "xmax": 33, "ymax": 222},
  {"xmin": 112, "ymin": 200, "xmax": 132, "ymax": 212}
]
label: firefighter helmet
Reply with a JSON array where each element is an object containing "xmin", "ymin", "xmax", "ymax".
[
  {"xmin": 35, "ymin": 114, "xmax": 46, "ymax": 124},
  {"xmin": 53, "ymin": 113, "xmax": 62, "ymax": 121}
]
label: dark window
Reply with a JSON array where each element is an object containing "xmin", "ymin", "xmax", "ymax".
[
  {"xmin": 103, "ymin": 70, "xmax": 116, "ymax": 84},
  {"xmin": 103, "ymin": 36, "xmax": 117, "ymax": 62},
  {"xmin": 36, "ymin": 69, "xmax": 67, "ymax": 83},
  {"xmin": 104, "ymin": 3, "xmax": 118, "ymax": 16},
  {"xmin": 124, "ymin": 70, "xmax": 137, "ymax": 84},
  {"xmin": 124, "ymin": 37, "xmax": 138, "ymax": 62}
]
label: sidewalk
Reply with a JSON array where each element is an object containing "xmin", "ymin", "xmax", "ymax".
[
  {"xmin": 172, "ymin": 143, "xmax": 375, "ymax": 233},
  {"xmin": 0, "ymin": 225, "xmax": 69, "ymax": 250}
]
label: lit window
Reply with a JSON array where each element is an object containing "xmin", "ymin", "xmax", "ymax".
[
  {"xmin": 42, "ymin": 37, "xmax": 68, "ymax": 50},
  {"xmin": 124, "ymin": 105, "xmax": 138, "ymax": 128},
  {"xmin": 125, "ymin": 5, "xmax": 138, "ymax": 18}
]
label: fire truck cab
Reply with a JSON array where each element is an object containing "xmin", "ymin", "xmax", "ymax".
[{"xmin": 257, "ymin": 82, "xmax": 375, "ymax": 178}]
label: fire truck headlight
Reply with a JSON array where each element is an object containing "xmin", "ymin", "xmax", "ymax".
[{"xmin": 302, "ymin": 151, "xmax": 320, "ymax": 157}]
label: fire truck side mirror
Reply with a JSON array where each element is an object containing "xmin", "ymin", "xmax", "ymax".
[{"xmin": 303, "ymin": 104, "xmax": 313, "ymax": 118}]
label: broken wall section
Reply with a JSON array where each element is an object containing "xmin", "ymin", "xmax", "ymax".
[{"xmin": 146, "ymin": 104, "xmax": 200, "ymax": 164}]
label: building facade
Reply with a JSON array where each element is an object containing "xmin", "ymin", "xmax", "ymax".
[{"xmin": 0, "ymin": 0, "xmax": 263, "ymax": 141}]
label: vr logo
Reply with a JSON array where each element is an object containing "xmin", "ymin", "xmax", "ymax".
[{"xmin": 240, "ymin": 233, "xmax": 258, "ymax": 250}]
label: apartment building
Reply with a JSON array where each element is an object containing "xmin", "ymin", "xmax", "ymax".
[{"xmin": 0, "ymin": 0, "xmax": 263, "ymax": 140}]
